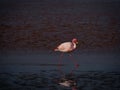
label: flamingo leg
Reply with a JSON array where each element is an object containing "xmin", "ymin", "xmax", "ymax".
[
  {"xmin": 58, "ymin": 53, "xmax": 63, "ymax": 67},
  {"xmin": 69, "ymin": 53, "xmax": 79, "ymax": 75},
  {"xmin": 58, "ymin": 53, "xmax": 65, "ymax": 76},
  {"xmin": 69, "ymin": 53, "xmax": 79, "ymax": 68}
]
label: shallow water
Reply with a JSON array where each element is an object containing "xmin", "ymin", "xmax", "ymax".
[
  {"xmin": 0, "ymin": 51, "xmax": 120, "ymax": 90},
  {"xmin": 0, "ymin": 70, "xmax": 120, "ymax": 90},
  {"xmin": 0, "ymin": 51, "xmax": 120, "ymax": 72}
]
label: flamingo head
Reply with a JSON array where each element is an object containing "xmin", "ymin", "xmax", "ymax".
[{"xmin": 72, "ymin": 38, "xmax": 78, "ymax": 44}]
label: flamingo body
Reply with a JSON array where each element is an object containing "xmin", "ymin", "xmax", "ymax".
[
  {"xmin": 55, "ymin": 42, "xmax": 76, "ymax": 52},
  {"xmin": 54, "ymin": 38, "xmax": 78, "ymax": 52}
]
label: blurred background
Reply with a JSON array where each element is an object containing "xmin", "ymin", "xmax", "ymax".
[{"xmin": 0, "ymin": 0, "xmax": 120, "ymax": 51}]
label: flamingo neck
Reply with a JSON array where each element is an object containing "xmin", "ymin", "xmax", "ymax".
[{"xmin": 72, "ymin": 42, "xmax": 76, "ymax": 49}]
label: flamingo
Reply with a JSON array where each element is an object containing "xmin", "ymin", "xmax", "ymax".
[
  {"xmin": 54, "ymin": 38, "xmax": 79, "ymax": 89},
  {"xmin": 54, "ymin": 38, "xmax": 78, "ymax": 52},
  {"xmin": 54, "ymin": 38, "xmax": 79, "ymax": 68}
]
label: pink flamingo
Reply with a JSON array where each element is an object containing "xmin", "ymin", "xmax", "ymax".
[
  {"xmin": 54, "ymin": 38, "xmax": 79, "ymax": 90},
  {"xmin": 54, "ymin": 38, "xmax": 78, "ymax": 53},
  {"xmin": 54, "ymin": 38, "xmax": 79, "ymax": 71}
]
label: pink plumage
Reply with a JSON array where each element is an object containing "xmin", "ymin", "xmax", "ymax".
[{"xmin": 54, "ymin": 38, "xmax": 78, "ymax": 52}]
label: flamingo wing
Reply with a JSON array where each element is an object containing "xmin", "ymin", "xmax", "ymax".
[{"xmin": 57, "ymin": 42, "xmax": 73, "ymax": 52}]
